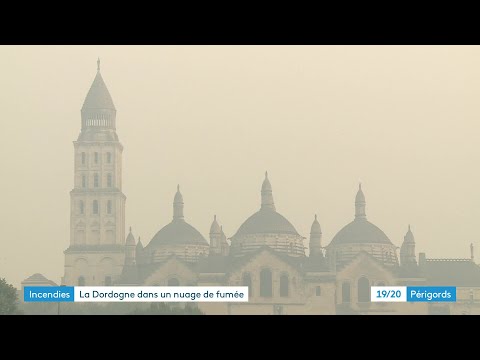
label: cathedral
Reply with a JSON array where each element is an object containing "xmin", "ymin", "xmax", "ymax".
[{"xmin": 61, "ymin": 62, "xmax": 480, "ymax": 315}]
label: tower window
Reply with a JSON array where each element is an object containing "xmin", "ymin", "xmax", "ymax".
[
  {"xmin": 315, "ymin": 286, "xmax": 321, "ymax": 296},
  {"xmin": 107, "ymin": 200, "xmax": 112, "ymax": 214},
  {"xmin": 358, "ymin": 277, "xmax": 370, "ymax": 303},
  {"xmin": 81, "ymin": 152, "xmax": 86, "ymax": 165},
  {"xmin": 107, "ymin": 152, "xmax": 112, "ymax": 163},
  {"xmin": 94, "ymin": 152, "xmax": 99, "ymax": 164},
  {"xmin": 242, "ymin": 273, "xmax": 253, "ymax": 297},
  {"xmin": 105, "ymin": 276, "xmax": 112, "ymax": 286},
  {"xmin": 260, "ymin": 268, "xmax": 273, "ymax": 297},
  {"xmin": 280, "ymin": 274, "xmax": 289, "ymax": 297},
  {"xmin": 79, "ymin": 200, "xmax": 84, "ymax": 215},
  {"xmin": 94, "ymin": 173, "xmax": 99, "ymax": 188},
  {"xmin": 107, "ymin": 173, "xmax": 112, "ymax": 187},
  {"xmin": 93, "ymin": 200, "xmax": 99, "ymax": 214},
  {"xmin": 82, "ymin": 175, "xmax": 86, "ymax": 188}
]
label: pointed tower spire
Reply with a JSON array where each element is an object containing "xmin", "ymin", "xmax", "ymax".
[
  {"xmin": 136, "ymin": 236, "xmax": 143, "ymax": 250},
  {"xmin": 471, "ymin": 243, "xmax": 475, "ymax": 261},
  {"xmin": 80, "ymin": 59, "xmax": 116, "ymax": 132},
  {"xmin": 126, "ymin": 226, "xmax": 135, "ymax": 245},
  {"xmin": 173, "ymin": 185, "xmax": 184, "ymax": 221},
  {"xmin": 309, "ymin": 214, "xmax": 323, "ymax": 257},
  {"xmin": 125, "ymin": 227, "xmax": 136, "ymax": 266},
  {"xmin": 210, "ymin": 215, "xmax": 221, "ymax": 234},
  {"xmin": 209, "ymin": 215, "xmax": 224, "ymax": 256},
  {"xmin": 261, "ymin": 171, "xmax": 276, "ymax": 211},
  {"xmin": 400, "ymin": 224, "xmax": 417, "ymax": 266},
  {"xmin": 355, "ymin": 183, "xmax": 366, "ymax": 220},
  {"xmin": 135, "ymin": 236, "xmax": 144, "ymax": 265}
]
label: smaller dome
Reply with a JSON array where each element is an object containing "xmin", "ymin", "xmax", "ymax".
[
  {"xmin": 210, "ymin": 215, "xmax": 221, "ymax": 234},
  {"xmin": 310, "ymin": 214, "xmax": 321, "ymax": 234},
  {"xmin": 330, "ymin": 220, "xmax": 393, "ymax": 246},
  {"xmin": 234, "ymin": 208, "xmax": 300, "ymax": 237},
  {"xmin": 148, "ymin": 220, "xmax": 208, "ymax": 247}
]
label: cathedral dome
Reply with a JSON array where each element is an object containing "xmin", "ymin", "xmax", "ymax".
[
  {"xmin": 149, "ymin": 220, "xmax": 208, "ymax": 246},
  {"xmin": 144, "ymin": 186, "xmax": 209, "ymax": 263},
  {"xmin": 233, "ymin": 172, "xmax": 299, "ymax": 237},
  {"xmin": 329, "ymin": 219, "xmax": 392, "ymax": 246},
  {"xmin": 230, "ymin": 173, "xmax": 305, "ymax": 257},
  {"xmin": 326, "ymin": 184, "xmax": 398, "ymax": 267},
  {"xmin": 234, "ymin": 209, "xmax": 299, "ymax": 237},
  {"xmin": 329, "ymin": 184, "xmax": 393, "ymax": 246}
]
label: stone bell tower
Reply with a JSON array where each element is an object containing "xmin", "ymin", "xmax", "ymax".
[{"xmin": 62, "ymin": 59, "xmax": 126, "ymax": 286}]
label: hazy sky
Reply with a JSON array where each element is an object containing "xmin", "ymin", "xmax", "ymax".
[{"xmin": 1, "ymin": 45, "xmax": 480, "ymax": 287}]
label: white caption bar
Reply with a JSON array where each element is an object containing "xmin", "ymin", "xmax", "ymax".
[
  {"xmin": 75, "ymin": 286, "xmax": 248, "ymax": 302},
  {"xmin": 371, "ymin": 286, "xmax": 407, "ymax": 302}
]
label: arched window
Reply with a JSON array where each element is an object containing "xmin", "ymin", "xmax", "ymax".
[
  {"xmin": 105, "ymin": 276, "xmax": 112, "ymax": 286},
  {"xmin": 377, "ymin": 281, "xmax": 386, "ymax": 286},
  {"xmin": 94, "ymin": 152, "xmax": 99, "ymax": 164},
  {"xmin": 93, "ymin": 200, "xmax": 99, "ymax": 214},
  {"xmin": 78, "ymin": 276, "xmax": 85, "ymax": 286},
  {"xmin": 242, "ymin": 273, "xmax": 253, "ymax": 297},
  {"xmin": 280, "ymin": 274, "xmax": 289, "ymax": 297},
  {"xmin": 79, "ymin": 200, "xmax": 84, "ymax": 215},
  {"xmin": 107, "ymin": 173, "xmax": 112, "ymax": 187},
  {"xmin": 107, "ymin": 200, "xmax": 112, "ymax": 214},
  {"xmin": 82, "ymin": 175, "xmax": 86, "ymax": 188},
  {"xmin": 168, "ymin": 278, "xmax": 180, "ymax": 286},
  {"xmin": 107, "ymin": 152, "xmax": 112, "ymax": 163},
  {"xmin": 315, "ymin": 286, "xmax": 321, "ymax": 296},
  {"xmin": 94, "ymin": 173, "xmax": 99, "ymax": 188},
  {"xmin": 260, "ymin": 269, "xmax": 272, "ymax": 297},
  {"xmin": 342, "ymin": 282, "xmax": 351, "ymax": 303},
  {"xmin": 358, "ymin": 277, "xmax": 370, "ymax": 302},
  {"xmin": 81, "ymin": 152, "xmax": 86, "ymax": 165}
]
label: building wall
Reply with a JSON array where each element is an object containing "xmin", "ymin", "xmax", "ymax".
[
  {"xmin": 63, "ymin": 251, "xmax": 124, "ymax": 286},
  {"xmin": 143, "ymin": 258, "xmax": 198, "ymax": 286}
]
